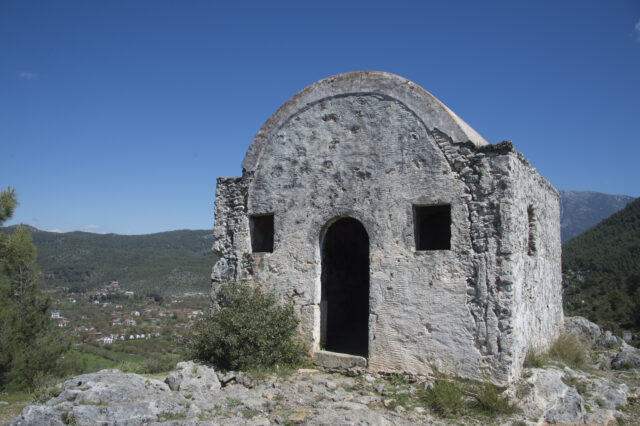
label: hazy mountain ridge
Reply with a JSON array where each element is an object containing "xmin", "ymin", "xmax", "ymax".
[
  {"xmin": 559, "ymin": 190, "xmax": 635, "ymax": 242},
  {"xmin": 1, "ymin": 226, "xmax": 217, "ymax": 297},
  {"xmin": 1, "ymin": 189, "xmax": 633, "ymax": 298}
]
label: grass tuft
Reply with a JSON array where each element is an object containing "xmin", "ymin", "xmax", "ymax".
[
  {"xmin": 524, "ymin": 348, "xmax": 547, "ymax": 368},
  {"xmin": 548, "ymin": 334, "xmax": 588, "ymax": 369},
  {"xmin": 467, "ymin": 381, "xmax": 517, "ymax": 415},
  {"xmin": 417, "ymin": 373, "xmax": 516, "ymax": 418},
  {"xmin": 524, "ymin": 334, "xmax": 589, "ymax": 370},
  {"xmin": 417, "ymin": 375, "xmax": 465, "ymax": 417}
]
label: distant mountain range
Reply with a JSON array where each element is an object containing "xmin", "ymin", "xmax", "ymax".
[
  {"xmin": 1, "ymin": 189, "xmax": 634, "ymax": 297},
  {"xmin": 1, "ymin": 226, "xmax": 216, "ymax": 297},
  {"xmin": 559, "ymin": 190, "xmax": 635, "ymax": 242}
]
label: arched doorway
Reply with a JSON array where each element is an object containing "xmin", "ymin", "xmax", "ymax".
[{"xmin": 320, "ymin": 217, "xmax": 369, "ymax": 357}]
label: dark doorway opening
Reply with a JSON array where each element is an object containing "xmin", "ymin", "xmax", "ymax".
[{"xmin": 321, "ymin": 217, "xmax": 369, "ymax": 357}]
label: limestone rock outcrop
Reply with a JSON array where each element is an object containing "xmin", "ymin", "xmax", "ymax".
[
  {"xmin": 165, "ymin": 361, "xmax": 221, "ymax": 392},
  {"xmin": 514, "ymin": 366, "xmax": 632, "ymax": 425},
  {"xmin": 10, "ymin": 357, "xmax": 640, "ymax": 425},
  {"xmin": 563, "ymin": 315, "xmax": 603, "ymax": 344}
]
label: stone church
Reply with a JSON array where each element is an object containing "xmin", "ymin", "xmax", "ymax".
[{"xmin": 212, "ymin": 71, "xmax": 562, "ymax": 384}]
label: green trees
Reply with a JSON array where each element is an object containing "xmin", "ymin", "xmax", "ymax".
[
  {"xmin": 185, "ymin": 281, "xmax": 307, "ymax": 371},
  {"xmin": 14, "ymin": 228, "xmax": 215, "ymax": 296},
  {"xmin": 563, "ymin": 197, "xmax": 640, "ymax": 334},
  {"xmin": 0, "ymin": 187, "xmax": 70, "ymax": 390}
]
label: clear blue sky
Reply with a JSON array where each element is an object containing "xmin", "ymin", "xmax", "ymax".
[{"xmin": 1, "ymin": 0, "xmax": 639, "ymax": 234}]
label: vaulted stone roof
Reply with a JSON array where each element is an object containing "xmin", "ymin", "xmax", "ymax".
[{"xmin": 242, "ymin": 71, "xmax": 488, "ymax": 172}]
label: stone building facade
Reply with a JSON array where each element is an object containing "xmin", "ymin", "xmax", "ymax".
[{"xmin": 212, "ymin": 71, "xmax": 563, "ymax": 384}]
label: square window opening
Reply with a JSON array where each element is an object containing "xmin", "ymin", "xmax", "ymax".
[
  {"xmin": 414, "ymin": 205, "xmax": 451, "ymax": 251},
  {"xmin": 250, "ymin": 214, "xmax": 274, "ymax": 253}
]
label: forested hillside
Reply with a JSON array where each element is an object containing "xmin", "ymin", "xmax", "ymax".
[
  {"xmin": 563, "ymin": 197, "xmax": 640, "ymax": 334},
  {"xmin": 1, "ymin": 226, "xmax": 217, "ymax": 296}
]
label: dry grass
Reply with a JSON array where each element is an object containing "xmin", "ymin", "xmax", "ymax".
[
  {"xmin": 525, "ymin": 334, "xmax": 589, "ymax": 369},
  {"xmin": 548, "ymin": 334, "xmax": 588, "ymax": 369},
  {"xmin": 417, "ymin": 374, "xmax": 516, "ymax": 418},
  {"xmin": 524, "ymin": 348, "xmax": 547, "ymax": 368},
  {"xmin": 0, "ymin": 392, "xmax": 33, "ymax": 424},
  {"xmin": 417, "ymin": 376, "xmax": 465, "ymax": 416}
]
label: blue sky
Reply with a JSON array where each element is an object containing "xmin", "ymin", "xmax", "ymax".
[{"xmin": 1, "ymin": 0, "xmax": 639, "ymax": 234}]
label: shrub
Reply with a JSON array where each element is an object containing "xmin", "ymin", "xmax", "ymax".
[
  {"xmin": 548, "ymin": 334, "xmax": 588, "ymax": 369},
  {"xmin": 140, "ymin": 356, "xmax": 178, "ymax": 374},
  {"xmin": 467, "ymin": 380, "xmax": 517, "ymax": 415},
  {"xmin": 524, "ymin": 348, "xmax": 547, "ymax": 368},
  {"xmin": 524, "ymin": 334, "xmax": 589, "ymax": 370},
  {"xmin": 418, "ymin": 373, "xmax": 516, "ymax": 418},
  {"xmin": 184, "ymin": 281, "xmax": 307, "ymax": 371},
  {"xmin": 116, "ymin": 361, "xmax": 142, "ymax": 374},
  {"xmin": 418, "ymin": 375, "xmax": 465, "ymax": 416}
]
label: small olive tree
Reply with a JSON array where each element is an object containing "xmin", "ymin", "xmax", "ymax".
[{"xmin": 185, "ymin": 281, "xmax": 307, "ymax": 371}]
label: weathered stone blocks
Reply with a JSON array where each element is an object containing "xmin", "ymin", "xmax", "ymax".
[{"xmin": 212, "ymin": 71, "xmax": 563, "ymax": 384}]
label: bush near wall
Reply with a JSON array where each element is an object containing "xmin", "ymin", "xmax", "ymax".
[{"xmin": 185, "ymin": 281, "xmax": 307, "ymax": 371}]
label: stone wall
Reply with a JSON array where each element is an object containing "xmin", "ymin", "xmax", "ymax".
[
  {"xmin": 425, "ymin": 134, "xmax": 563, "ymax": 382},
  {"xmin": 212, "ymin": 72, "xmax": 562, "ymax": 384},
  {"xmin": 508, "ymin": 156, "xmax": 564, "ymax": 379}
]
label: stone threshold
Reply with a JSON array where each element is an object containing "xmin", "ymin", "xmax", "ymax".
[{"xmin": 313, "ymin": 350, "xmax": 367, "ymax": 370}]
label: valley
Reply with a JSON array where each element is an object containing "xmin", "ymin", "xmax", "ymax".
[{"xmin": 45, "ymin": 282, "xmax": 210, "ymax": 375}]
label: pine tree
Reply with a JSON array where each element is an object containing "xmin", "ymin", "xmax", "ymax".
[{"xmin": 0, "ymin": 187, "xmax": 70, "ymax": 390}]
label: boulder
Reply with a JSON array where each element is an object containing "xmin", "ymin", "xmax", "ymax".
[
  {"xmin": 544, "ymin": 386, "xmax": 585, "ymax": 424},
  {"xmin": 611, "ymin": 350, "xmax": 640, "ymax": 370},
  {"xmin": 565, "ymin": 368, "xmax": 629, "ymax": 424},
  {"xmin": 515, "ymin": 367, "xmax": 585, "ymax": 423},
  {"xmin": 164, "ymin": 361, "xmax": 221, "ymax": 393},
  {"xmin": 10, "ymin": 406, "xmax": 65, "ymax": 426},
  {"xmin": 9, "ymin": 370, "xmax": 184, "ymax": 426},
  {"xmin": 596, "ymin": 331, "xmax": 620, "ymax": 349},
  {"xmin": 563, "ymin": 316, "xmax": 602, "ymax": 345},
  {"xmin": 513, "ymin": 365, "xmax": 631, "ymax": 425}
]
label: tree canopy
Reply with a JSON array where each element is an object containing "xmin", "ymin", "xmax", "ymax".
[
  {"xmin": 0, "ymin": 187, "xmax": 70, "ymax": 391},
  {"xmin": 563, "ymin": 197, "xmax": 640, "ymax": 335}
]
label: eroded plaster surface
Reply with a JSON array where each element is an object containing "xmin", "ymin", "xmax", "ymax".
[{"xmin": 212, "ymin": 72, "xmax": 562, "ymax": 384}]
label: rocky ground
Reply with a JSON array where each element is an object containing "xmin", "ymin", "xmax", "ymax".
[{"xmin": 7, "ymin": 317, "xmax": 640, "ymax": 425}]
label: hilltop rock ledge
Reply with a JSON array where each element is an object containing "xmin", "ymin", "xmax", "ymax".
[{"xmin": 9, "ymin": 344, "xmax": 640, "ymax": 425}]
